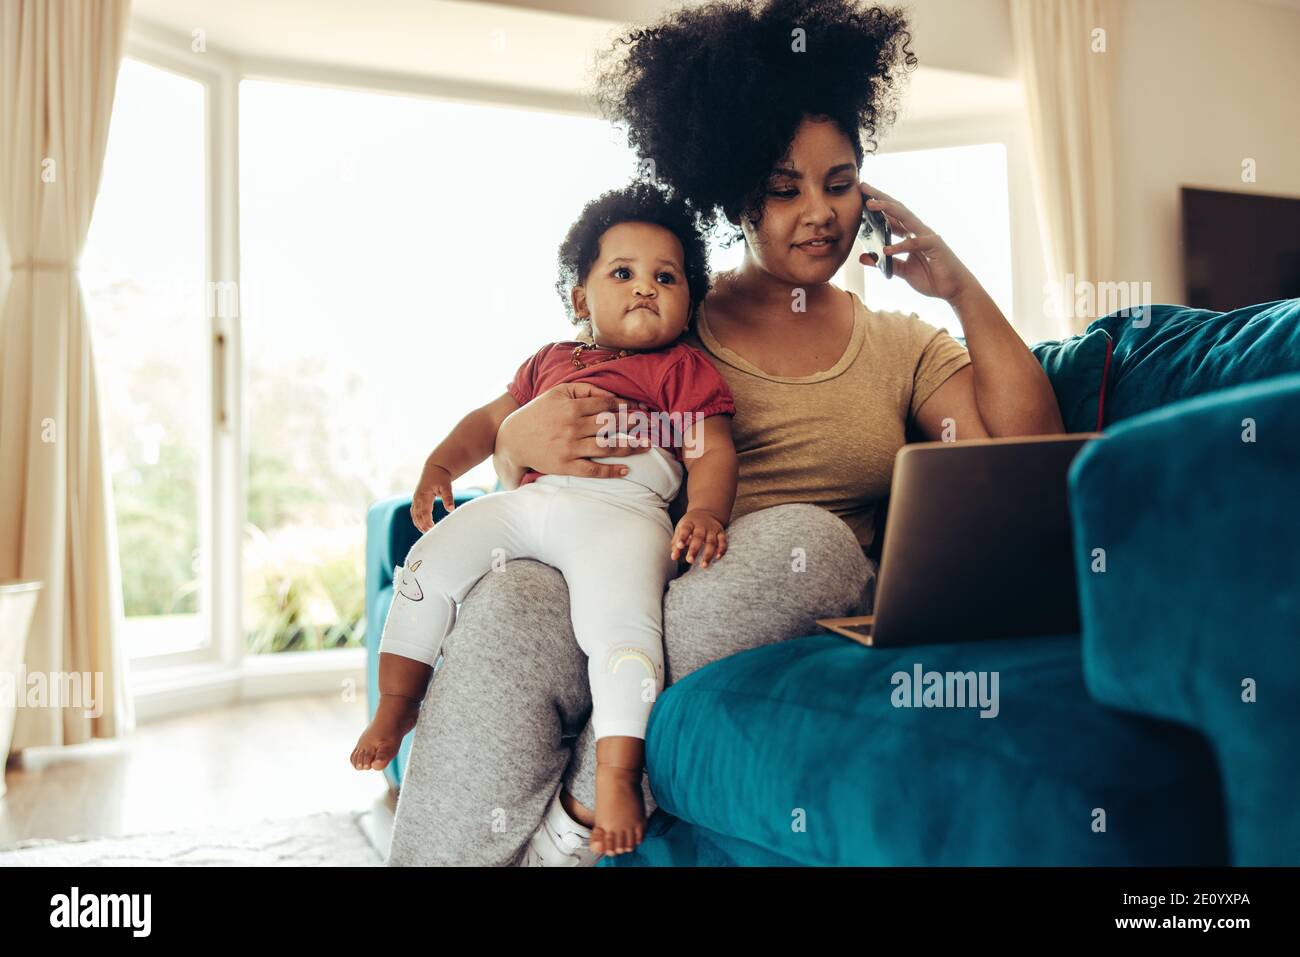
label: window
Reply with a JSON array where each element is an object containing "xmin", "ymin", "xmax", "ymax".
[
  {"xmin": 237, "ymin": 80, "xmax": 650, "ymax": 653},
  {"xmin": 82, "ymin": 58, "xmax": 209, "ymax": 661}
]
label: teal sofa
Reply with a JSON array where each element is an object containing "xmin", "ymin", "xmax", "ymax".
[{"xmin": 365, "ymin": 298, "xmax": 1300, "ymax": 866}]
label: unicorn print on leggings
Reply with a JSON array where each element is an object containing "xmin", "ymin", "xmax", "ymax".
[{"xmin": 395, "ymin": 560, "xmax": 425, "ymax": 602}]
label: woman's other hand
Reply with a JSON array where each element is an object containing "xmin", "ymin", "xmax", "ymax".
[
  {"xmin": 411, "ymin": 462, "xmax": 455, "ymax": 533},
  {"xmin": 495, "ymin": 381, "xmax": 651, "ymax": 480},
  {"xmin": 858, "ymin": 182, "xmax": 980, "ymax": 305}
]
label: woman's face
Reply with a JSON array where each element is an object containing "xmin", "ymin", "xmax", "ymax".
[
  {"xmin": 737, "ymin": 115, "xmax": 865, "ymax": 287},
  {"xmin": 572, "ymin": 221, "xmax": 692, "ymax": 351}
]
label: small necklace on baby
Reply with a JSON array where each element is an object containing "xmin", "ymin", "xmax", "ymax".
[{"xmin": 571, "ymin": 342, "xmax": 633, "ymax": 369}]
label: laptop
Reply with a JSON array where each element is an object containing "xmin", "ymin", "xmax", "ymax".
[{"xmin": 817, "ymin": 433, "xmax": 1102, "ymax": 647}]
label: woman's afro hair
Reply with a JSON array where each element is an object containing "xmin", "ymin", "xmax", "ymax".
[
  {"xmin": 591, "ymin": 0, "xmax": 917, "ymax": 244},
  {"xmin": 555, "ymin": 180, "xmax": 712, "ymax": 333}
]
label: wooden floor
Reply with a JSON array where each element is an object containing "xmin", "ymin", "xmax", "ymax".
[{"xmin": 0, "ymin": 692, "xmax": 393, "ymax": 847}]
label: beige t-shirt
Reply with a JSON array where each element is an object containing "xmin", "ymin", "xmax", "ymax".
[{"xmin": 681, "ymin": 287, "xmax": 972, "ymax": 552}]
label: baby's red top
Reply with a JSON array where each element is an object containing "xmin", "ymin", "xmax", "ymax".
[{"xmin": 505, "ymin": 339, "xmax": 736, "ymax": 487}]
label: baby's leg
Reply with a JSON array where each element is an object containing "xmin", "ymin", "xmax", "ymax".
[
  {"xmin": 352, "ymin": 488, "xmax": 543, "ymax": 771},
  {"xmin": 561, "ymin": 502, "xmax": 877, "ymax": 823},
  {"xmin": 545, "ymin": 492, "xmax": 676, "ymax": 856}
]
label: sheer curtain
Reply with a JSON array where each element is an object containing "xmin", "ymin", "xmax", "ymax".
[
  {"xmin": 1010, "ymin": 0, "xmax": 1120, "ymax": 335},
  {"xmin": 0, "ymin": 0, "xmax": 134, "ymax": 751}
]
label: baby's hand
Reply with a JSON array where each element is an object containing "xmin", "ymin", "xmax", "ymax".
[
  {"xmin": 411, "ymin": 463, "xmax": 454, "ymax": 533},
  {"xmin": 670, "ymin": 510, "xmax": 727, "ymax": 568}
]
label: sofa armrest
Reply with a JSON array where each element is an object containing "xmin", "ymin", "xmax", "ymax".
[{"xmin": 1067, "ymin": 371, "xmax": 1300, "ymax": 864}]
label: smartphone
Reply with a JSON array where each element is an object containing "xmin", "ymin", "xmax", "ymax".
[{"xmin": 859, "ymin": 198, "xmax": 894, "ymax": 279}]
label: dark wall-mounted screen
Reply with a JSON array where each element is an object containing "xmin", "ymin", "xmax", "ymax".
[{"xmin": 1182, "ymin": 187, "xmax": 1300, "ymax": 312}]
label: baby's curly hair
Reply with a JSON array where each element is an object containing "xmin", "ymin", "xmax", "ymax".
[
  {"xmin": 591, "ymin": 0, "xmax": 917, "ymax": 245},
  {"xmin": 555, "ymin": 180, "xmax": 712, "ymax": 337}
]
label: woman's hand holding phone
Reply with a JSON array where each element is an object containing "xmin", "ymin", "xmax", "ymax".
[{"xmin": 857, "ymin": 182, "xmax": 980, "ymax": 305}]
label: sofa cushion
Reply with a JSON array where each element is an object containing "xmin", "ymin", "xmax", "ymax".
[
  {"xmin": 1068, "ymin": 371, "xmax": 1300, "ymax": 864},
  {"xmin": 626, "ymin": 633, "xmax": 1227, "ymax": 866},
  {"xmin": 1029, "ymin": 327, "xmax": 1114, "ymax": 432},
  {"xmin": 1084, "ymin": 297, "xmax": 1300, "ymax": 425},
  {"xmin": 957, "ymin": 330, "xmax": 1114, "ymax": 433}
]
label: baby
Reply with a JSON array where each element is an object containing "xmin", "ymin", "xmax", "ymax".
[{"xmin": 350, "ymin": 182, "xmax": 738, "ymax": 861}]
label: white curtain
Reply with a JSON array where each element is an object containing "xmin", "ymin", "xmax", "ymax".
[
  {"xmin": 1010, "ymin": 0, "xmax": 1120, "ymax": 335},
  {"xmin": 0, "ymin": 0, "xmax": 134, "ymax": 751}
]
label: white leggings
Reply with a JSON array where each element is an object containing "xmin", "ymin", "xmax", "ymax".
[{"xmin": 379, "ymin": 446, "xmax": 683, "ymax": 741}]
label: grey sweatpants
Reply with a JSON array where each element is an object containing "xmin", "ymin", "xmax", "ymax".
[{"xmin": 385, "ymin": 502, "xmax": 877, "ymax": 866}]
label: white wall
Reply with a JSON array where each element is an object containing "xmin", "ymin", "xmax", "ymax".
[
  {"xmin": 477, "ymin": 0, "xmax": 1019, "ymax": 77},
  {"xmin": 1112, "ymin": 0, "xmax": 1300, "ymax": 302}
]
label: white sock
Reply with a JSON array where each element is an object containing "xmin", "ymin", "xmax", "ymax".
[
  {"xmin": 520, "ymin": 788, "xmax": 598, "ymax": 866},
  {"xmin": 545, "ymin": 788, "xmax": 592, "ymax": 848}
]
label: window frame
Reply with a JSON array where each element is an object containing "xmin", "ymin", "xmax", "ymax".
[
  {"xmin": 115, "ymin": 26, "xmax": 275, "ymax": 713},
  {"xmin": 96, "ymin": 40, "xmax": 229, "ymax": 677}
]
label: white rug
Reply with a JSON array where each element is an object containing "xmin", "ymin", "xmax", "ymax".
[{"xmin": 0, "ymin": 806, "xmax": 388, "ymax": 867}]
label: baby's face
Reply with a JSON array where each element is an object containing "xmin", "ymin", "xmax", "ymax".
[{"xmin": 573, "ymin": 221, "xmax": 692, "ymax": 351}]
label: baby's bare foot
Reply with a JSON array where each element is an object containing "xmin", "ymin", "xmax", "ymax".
[
  {"xmin": 589, "ymin": 764, "xmax": 646, "ymax": 857},
  {"xmin": 350, "ymin": 695, "xmax": 421, "ymax": 771}
]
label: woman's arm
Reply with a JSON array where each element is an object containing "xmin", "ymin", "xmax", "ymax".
[
  {"xmin": 491, "ymin": 442, "xmax": 527, "ymax": 491},
  {"xmin": 904, "ymin": 280, "xmax": 1066, "ymax": 442},
  {"xmin": 859, "ymin": 183, "xmax": 1064, "ymax": 441},
  {"xmin": 912, "ymin": 285, "xmax": 1063, "ymax": 441},
  {"xmin": 493, "ymin": 381, "xmax": 652, "ymax": 484}
]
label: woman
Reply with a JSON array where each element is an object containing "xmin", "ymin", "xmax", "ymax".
[{"xmin": 385, "ymin": 0, "xmax": 1063, "ymax": 866}]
